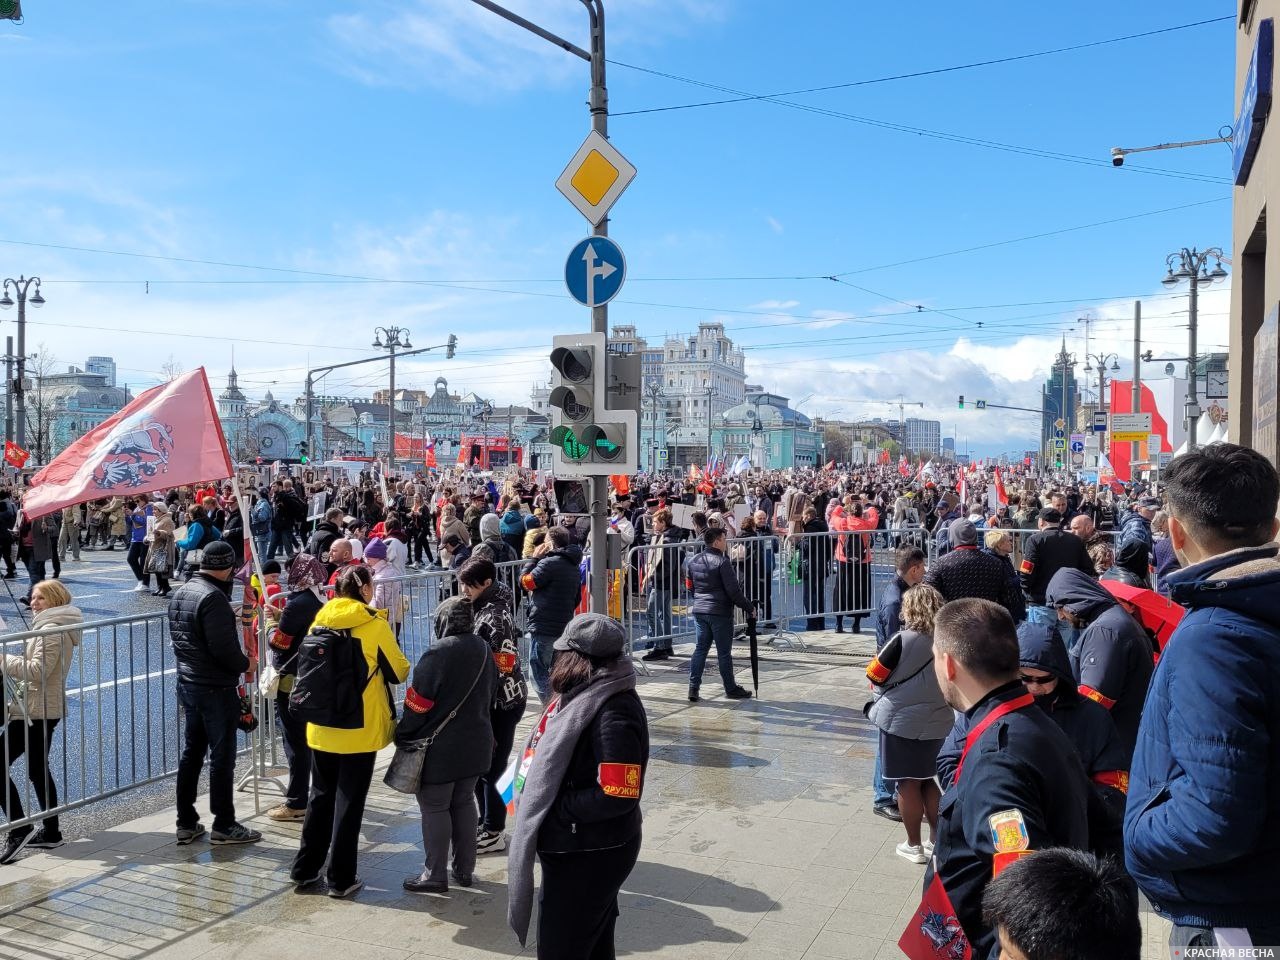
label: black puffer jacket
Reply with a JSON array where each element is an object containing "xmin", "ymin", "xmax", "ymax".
[
  {"xmin": 272, "ymin": 588, "xmax": 325, "ymax": 676},
  {"xmin": 521, "ymin": 544, "xmax": 583, "ymax": 637},
  {"xmin": 538, "ymin": 687, "xmax": 649, "ymax": 854},
  {"xmin": 683, "ymin": 546, "xmax": 752, "ymax": 617},
  {"xmin": 305, "ymin": 521, "xmax": 342, "ymax": 560},
  {"xmin": 169, "ymin": 573, "xmax": 249, "ymax": 688}
]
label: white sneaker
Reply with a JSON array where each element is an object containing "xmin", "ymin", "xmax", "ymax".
[
  {"xmin": 895, "ymin": 842, "xmax": 928, "ymax": 865},
  {"xmin": 133, "ymin": 582, "xmax": 148, "ymax": 592},
  {"xmin": 922, "ymin": 839, "xmax": 935, "ymax": 857},
  {"xmin": 476, "ymin": 830, "xmax": 506, "ymax": 854}
]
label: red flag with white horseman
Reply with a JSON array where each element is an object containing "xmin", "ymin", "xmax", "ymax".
[{"xmin": 22, "ymin": 368, "xmax": 232, "ymax": 518}]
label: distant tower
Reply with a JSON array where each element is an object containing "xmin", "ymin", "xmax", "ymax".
[
  {"xmin": 86, "ymin": 356, "xmax": 117, "ymax": 387},
  {"xmin": 219, "ymin": 368, "xmax": 248, "ymax": 419}
]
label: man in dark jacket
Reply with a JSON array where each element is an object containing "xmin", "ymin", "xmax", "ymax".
[
  {"xmin": 924, "ymin": 519, "xmax": 1023, "ymax": 618},
  {"xmin": 519, "ymin": 525, "xmax": 583, "ymax": 702},
  {"xmin": 1044, "ymin": 568, "xmax": 1152, "ymax": 763},
  {"xmin": 1019, "ymin": 508, "xmax": 1093, "ymax": 628},
  {"xmin": 1125, "ymin": 444, "xmax": 1280, "ymax": 948},
  {"xmin": 924, "ymin": 598, "xmax": 1091, "ymax": 958},
  {"xmin": 167, "ymin": 541, "xmax": 260, "ymax": 847},
  {"xmin": 682, "ymin": 527, "xmax": 754, "ymax": 702},
  {"xmin": 1115, "ymin": 497, "xmax": 1158, "ymax": 582},
  {"xmin": 304, "ymin": 508, "xmax": 345, "ymax": 561}
]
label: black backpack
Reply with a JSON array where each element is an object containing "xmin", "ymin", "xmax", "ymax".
[{"xmin": 288, "ymin": 626, "xmax": 373, "ymax": 729}]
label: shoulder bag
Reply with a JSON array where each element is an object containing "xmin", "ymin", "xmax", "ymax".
[{"xmin": 384, "ymin": 651, "xmax": 489, "ymax": 794}]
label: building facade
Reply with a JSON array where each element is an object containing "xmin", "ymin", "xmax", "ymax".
[
  {"xmin": 1230, "ymin": 7, "xmax": 1278, "ymax": 467},
  {"xmin": 711, "ymin": 391, "xmax": 820, "ymax": 470},
  {"xmin": 85, "ymin": 356, "xmax": 117, "ymax": 388},
  {"xmin": 1041, "ymin": 337, "xmax": 1080, "ymax": 459},
  {"xmin": 34, "ymin": 369, "xmax": 132, "ymax": 461}
]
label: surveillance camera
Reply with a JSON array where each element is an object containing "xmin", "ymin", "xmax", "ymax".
[
  {"xmin": 1165, "ymin": 363, "xmax": 1175, "ymax": 377},
  {"xmin": 1110, "ymin": 148, "xmax": 1124, "ymax": 167}
]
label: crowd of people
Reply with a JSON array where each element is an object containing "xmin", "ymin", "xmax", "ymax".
[{"xmin": 0, "ymin": 443, "xmax": 1275, "ymax": 957}]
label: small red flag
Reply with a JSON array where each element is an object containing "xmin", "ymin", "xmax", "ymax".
[
  {"xmin": 898, "ymin": 871, "xmax": 971, "ymax": 959},
  {"xmin": 22, "ymin": 368, "xmax": 233, "ymax": 518},
  {"xmin": 3, "ymin": 441, "xmax": 29, "ymax": 470}
]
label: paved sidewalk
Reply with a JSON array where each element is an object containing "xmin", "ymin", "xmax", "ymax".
[{"xmin": 0, "ymin": 631, "xmax": 1170, "ymax": 959}]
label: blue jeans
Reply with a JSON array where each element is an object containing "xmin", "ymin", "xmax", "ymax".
[
  {"xmin": 528, "ymin": 633, "xmax": 557, "ymax": 702},
  {"xmin": 873, "ymin": 751, "xmax": 895, "ymax": 807},
  {"xmin": 266, "ymin": 528, "xmax": 297, "ymax": 559},
  {"xmin": 690, "ymin": 614, "xmax": 736, "ymax": 694},
  {"xmin": 175, "ymin": 684, "xmax": 241, "ymax": 832},
  {"xmin": 646, "ymin": 587, "xmax": 673, "ymax": 649}
]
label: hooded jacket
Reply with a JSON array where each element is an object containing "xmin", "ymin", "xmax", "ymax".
[
  {"xmin": 473, "ymin": 514, "xmax": 519, "ymax": 566},
  {"xmin": 5, "ymin": 604, "xmax": 83, "ymax": 719},
  {"xmin": 395, "ymin": 600, "xmax": 495, "ymax": 785},
  {"xmin": 1125, "ymin": 544, "xmax": 1280, "ymax": 930},
  {"xmin": 1045, "ymin": 568, "xmax": 1153, "ymax": 762},
  {"xmin": 499, "ymin": 508, "xmax": 527, "ymax": 555},
  {"xmin": 304, "ymin": 597, "xmax": 410, "ymax": 754},
  {"xmin": 521, "ymin": 543, "xmax": 584, "ymax": 637}
]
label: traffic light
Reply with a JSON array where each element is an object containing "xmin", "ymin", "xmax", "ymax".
[
  {"xmin": 547, "ymin": 333, "xmax": 638, "ymax": 475},
  {"xmin": 446, "ymin": 334, "xmax": 457, "ymax": 360},
  {"xmin": 298, "ymin": 441, "xmax": 309, "ymax": 465},
  {"xmin": 958, "ymin": 395, "xmax": 965, "ymax": 409}
]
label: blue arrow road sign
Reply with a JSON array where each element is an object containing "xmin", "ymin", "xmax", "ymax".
[
  {"xmin": 565, "ymin": 236, "xmax": 626, "ymax": 309},
  {"xmin": 1070, "ymin": 439, "xmax": 1085, "ymax": 453}
]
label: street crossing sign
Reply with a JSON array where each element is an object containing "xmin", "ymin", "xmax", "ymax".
[
  {"xmin": 1053, "ymin": 439, "xmax": 1066, "ymax": 450},
  {"xmin": 565, "ymin": 236, "xmax": 626, "ymax": 309},
  {"xmin": 556, "ymin": 131, "xmax": 637, "ymax": 226},
  {"xmin": 656, "ymin": 448, "xmax": 668, "ymax": 462}
]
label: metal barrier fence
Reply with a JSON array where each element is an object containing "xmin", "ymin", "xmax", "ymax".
[
  {"xmin": 0, "ymin": 524, "xmax": 1127, "ymax": 834},
  {"xmin": 620, "ymin": 526, "xmax": 930, "ymax": 656}
]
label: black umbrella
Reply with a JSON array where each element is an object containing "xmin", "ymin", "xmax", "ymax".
[{"xmin": 747, "ymin": 611, "xmax": 760, "ymax": 697}]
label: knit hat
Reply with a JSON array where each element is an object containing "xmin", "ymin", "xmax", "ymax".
[
  {"xmin": 200, "ymin": 541, "xmax": 236, "ymax": 570},
  {"xmin": 364, "ymin": 537, "xmax": 388, "ymax": 561},
  {"xmin": 553, "ymin": 612, "xmax": 626, "ymax": 659},
  {"xmin": 948, "ymin": 519, "xmax": 978, "ymax": 548}
]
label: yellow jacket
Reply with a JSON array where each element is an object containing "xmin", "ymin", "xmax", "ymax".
[{"xmin": 305, "ymin": 597, "xmax": 410, "ymax": 754}]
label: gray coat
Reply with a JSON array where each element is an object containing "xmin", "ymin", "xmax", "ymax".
[{"xmin": 867, "ymin": 629, "xmax": 952, "ymax": 740}]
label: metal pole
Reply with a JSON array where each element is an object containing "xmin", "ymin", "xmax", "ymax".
[
  {"xmin": 1187, "ymin": 259, "xmax": 1200, "ymax": 453},
  {"xmin": 304, "ymin": 373, "xmax": 314, "ymax": 467},
  {"xmin": 584, "ymin": 0, "xmax": 609, "ymax": 614},
  {"xmin": 1132, "ymin": 300, "xmax": 1141, "ymax": 471},
  {"xmin": 387, "ymin": 342, "xmax": 397, "ymax": 472},
  {"xmin": 4, "ymin": 335, "xmax": 12, "ymax": 446},
  {"xmin": 15, "ymin": 293, "xmax": 26, "ymax": 449}
]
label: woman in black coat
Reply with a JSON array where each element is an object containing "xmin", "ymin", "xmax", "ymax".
[
  {"xmin": 397, "ymin": 596, "xmax": 496, "ymax": 894},
  {"xmin": 800, "ymin": 507, "xmax": 831, "ymax": 631},
  {"xmin": 506, "ymin": 614, "xmax": 649, "ymax": 959}
]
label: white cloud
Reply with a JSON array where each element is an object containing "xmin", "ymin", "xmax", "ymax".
[
  {"xmin": 765, "ymin": 216, "xmax": 784, "ymax": 234},
  {"xmin": 324, "ymin": 0, "xmax": 732, "ymax": 96},
  {"xmin": 746, "ymin": 299, "xmax": 799, "ymax": 311}
]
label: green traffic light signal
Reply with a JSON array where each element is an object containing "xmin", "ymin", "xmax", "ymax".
[
  {"xmin": 551, "ymin": 425, "xmax": 590, "ymax": 461},
  {"xmin": 958, "ymin": 395, "xmax": 965, "ymax": 409}
]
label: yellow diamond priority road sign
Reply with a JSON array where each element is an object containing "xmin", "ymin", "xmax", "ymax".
[{"xmin": 556, "ymin": 131, "xmax": 636, "ymax": 226}]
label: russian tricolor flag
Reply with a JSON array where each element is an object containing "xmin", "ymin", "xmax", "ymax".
[{"xmin": 498, "ymin": 757, "xmax": 518, "ymax": 816}]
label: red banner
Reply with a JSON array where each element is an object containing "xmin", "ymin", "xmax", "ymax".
[
  {"xmin": 22, "ymin": 368, "xmax": 233, "ymax": 518},
  {"xmin": 3, "ymin": 441, "xmax": 29, "ymax": 469}
]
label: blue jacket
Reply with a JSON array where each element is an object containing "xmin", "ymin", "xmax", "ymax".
[
  {"xmin": 875, "ymin": 575, "xmax": 907, "ymax": 651},
  {"xmin": 1124, "ymin": 544, "xmax": 1280, "ymax": 929},
  {"xmin": 683, "ymin": 546, "xmax": 753, "ymax": 618}
]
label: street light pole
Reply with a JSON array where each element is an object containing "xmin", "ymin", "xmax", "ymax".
[
  {"xmin": 0, "ymin": 276, "xmax": 45, "ymax": 449},
  {"xmin": 1161, "ymin": 247, "xmax": 1228, "ymax": 452},
  {"xmin": 373, "ymin": 326, "xmax": 412, "ymax": 472}
]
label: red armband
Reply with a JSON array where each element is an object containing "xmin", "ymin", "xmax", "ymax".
[
  {"xmin": 494, "ymin": 651, "xmax": 517, "ymax": 674},
  {"xmin": 598, "ymin": 762, "xmax": 642, "ymax": 799},
  {"xmin": 866, "ymin": 657, "xmax": 891, "ymax": 685},
  {"xmin": 1092, "ymin": 770, "xmax": 1129, "ymax": 794},
  {"xmin": 993, "ymin": 850, "xmax": 1034, "ymax": 877},
  {"xmin": 520, "ymin": 573, "xmax": 537, "ymax": 592},
  {"xmin": 1018, "ymin": 558, "xmax": 1034, "ymax": 574},
  {"xmin": 405, "ymin": 686, "xmax": 435, "ymax": 714},
  {"xmin": 1078, "ymin": 685, "xmax": 1115, "ymax": 709}
]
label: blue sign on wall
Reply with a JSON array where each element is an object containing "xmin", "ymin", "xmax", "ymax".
[{"xmin": 1234, "ymin": 18, "xmax": 1274, "ymax": 187}]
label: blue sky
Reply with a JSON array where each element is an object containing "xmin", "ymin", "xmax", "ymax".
[{"xmin": 0, "ymin": 2, "xmax": 1233, "ymax": 455}]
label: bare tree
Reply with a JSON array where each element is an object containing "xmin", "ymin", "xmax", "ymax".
[
  {"xmin": 25, "ymin": 346, "xmax": 58, "ymax": 463},
  {"xmin": 822, "ymin": 425, "xmax": 850, "ymax": 464},
  {"xmin": 161, "ymin": 355, "xmax": 184, "ymax": 381}
]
